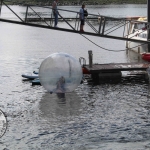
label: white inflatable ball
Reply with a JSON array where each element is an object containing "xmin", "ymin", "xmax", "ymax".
[{"xmin": 39, "ymin": 53, "xmax": 83, "ymax": 93}]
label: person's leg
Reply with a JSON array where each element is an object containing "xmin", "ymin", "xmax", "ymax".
[
  {"xmin": 55, "ymin": 13, "xmax": 58, "ymax": 26},
  {"xmin": 80, "ymin": 25, "xmax": 83, "ymax": 31},
  {"xmin": 82, "ymin": 19, "xmax": 85, "ymax": 31},
  {"xmin": 80, "ymin": 20, "xmax": 84, "ymax": 32},
  {"xmin": 54, "ymin": 13, "xmax": 58, "ymax": 27}
]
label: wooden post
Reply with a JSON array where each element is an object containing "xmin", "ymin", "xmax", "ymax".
[
  {"xmin": 147, "ymin": 0, "xmax": 150, "ymax": 52},
  {"xmin": 138, "ymin": 46, "xmax": 140, "ymax": 61},
  {"xmin": 125, "ymin": 21, "xmax": 129, "ymax": 54},
  {"xmin": 138, "ymin": 46, "xmax": 140, "ymax": 53},
  {"xmin": 88, "ymin": 50, "xmax": 93, "ymax": 68}
]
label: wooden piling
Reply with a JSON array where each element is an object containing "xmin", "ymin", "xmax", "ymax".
[{"xmin": 88, "ymin": 50, "xmax": 93, "ymax": 68}]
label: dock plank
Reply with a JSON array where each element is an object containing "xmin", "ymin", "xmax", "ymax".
[{"xmin": 84, "ymin": 63, "xmax": 150, "ymax": 73}]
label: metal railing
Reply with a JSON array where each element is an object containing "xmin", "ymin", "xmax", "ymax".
[
  {"xmin": 0, "ymin": 0, "xmax": 150, "ymax": 44},
  {"xmin": 0, "ymin": 0, "xmax": 125, "ymax": 34}
]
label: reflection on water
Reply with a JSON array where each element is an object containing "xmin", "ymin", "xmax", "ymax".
[
  {"xmin": 56, "ymin": 93, "xmax": 66, "ymax": 100},
  {"xmin": 39, "ymin": 92, "xmax": 82, "ymax": 121}
]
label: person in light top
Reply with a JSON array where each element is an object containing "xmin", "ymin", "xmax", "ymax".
[
  {"xmin": 52, "ymin": 0, "xmax": 59, "ymax": 27},
  {"xmin": 79, "ymin": 4, "xmax": 85, "ymax": 32}
]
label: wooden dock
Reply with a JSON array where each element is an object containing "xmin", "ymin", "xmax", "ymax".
[
  {"xmin": 80, "ymin": 51, "xmax": 150, "ymax": 82},
  {"xmin": 83, "ymin": 62, "xmax": 150, "ymax": 82},
  {"xmin": 84, "ymin": 62, "xmax": 150, "ymax": 73}
]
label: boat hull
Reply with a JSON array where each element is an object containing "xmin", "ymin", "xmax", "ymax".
[
  {"xmin": 141, "ymin": 53, "xmax": 150, "ymax": 62},
  {"xmin": 127, "ymin": 35, "xmax": 148, "ymax": 53}
]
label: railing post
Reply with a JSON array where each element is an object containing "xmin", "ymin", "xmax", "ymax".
[
  {"xmin": 25, "ymin": 5, "xmax": 28, "ymax": 23},
  {"xmin": 123, "ymin": 20, "xmax": 126, "ymax": 37},
  {"xmin": 88, "ymin": 50, "xmax": 93, "ymax": 68},
  {"xmin": 75, "ymin": 12, "xmax": 78, "ymax": 30},
  {"xmin": 102, "ymin": 17, "xmax": 106, "ymax": 35},
  {"xmin": 98, "ymin": 16, "xmax": 102, "ymax": 34},
  {"xmin": 0, "ymin": 0, "xmax": 3, "ymax": 16}
]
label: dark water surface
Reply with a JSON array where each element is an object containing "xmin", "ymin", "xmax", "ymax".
[{"xmin": 0, "ymin": 4, "xmax": 150, "ymax": 150}]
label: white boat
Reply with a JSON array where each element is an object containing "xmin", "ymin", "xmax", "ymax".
[{"xmin": 125, "ymin": 17, "xmax": 148, "ymax": 53}]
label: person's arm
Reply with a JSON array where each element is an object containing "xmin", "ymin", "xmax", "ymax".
[{"xmin": 79, "ymin": 9, "xmax": 82, "ymax": 20}]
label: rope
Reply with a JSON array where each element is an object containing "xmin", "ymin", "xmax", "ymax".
[
  {"xmin": 79, "ymin": 18, "xmax": 149, "ymax": 52},
  {"xmin": 79, "ymin": 33, "xmax": 147, "ymax": 52}
]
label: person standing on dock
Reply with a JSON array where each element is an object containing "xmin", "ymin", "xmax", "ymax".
[
  {"xmin": 79, "ymin": 4, "xmax": 85, "ymax": 32},
  {"xmin": 52, "ymin": 0, "xmax": 59, "ymax": 27}
]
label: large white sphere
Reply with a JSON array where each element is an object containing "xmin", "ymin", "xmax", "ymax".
[{"xmin": 39, "ymin": 53, "xmax": 83, "ymax": 93}]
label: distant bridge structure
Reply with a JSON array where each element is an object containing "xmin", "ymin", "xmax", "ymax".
[{"xmin": 0, "ymin": 0, "xmax": 150, "ymax": 45}]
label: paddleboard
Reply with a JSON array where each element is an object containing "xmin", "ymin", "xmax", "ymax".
[
  {"xmin": 22, "ymin": 72, "xmax": 39, "ymax": 79},
  {"xmin": 32, "ymin": 78, "xmax": 41, "ymax": 85}
]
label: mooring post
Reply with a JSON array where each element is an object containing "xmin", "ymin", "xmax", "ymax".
[
  {"xmin": 138, "ymin": 46, "xmax": 140, "ymax": 60},
  {"xmin": 138, "ymin": 46, "xmax": 140, "ymax": 53},
  {"xmin": 147, "ymin": 0, "xmax": 150, "ymax": 52},
  {"xmin": 88, "ymin": 50, "xmax": 93, "ymax": 68}
]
